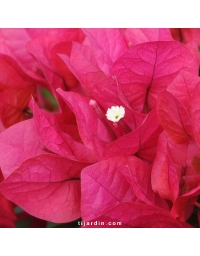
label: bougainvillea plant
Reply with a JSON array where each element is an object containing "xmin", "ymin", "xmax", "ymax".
[{"xmin": 0, "ymin": 28, "xmax": 200, "ymax": 228}]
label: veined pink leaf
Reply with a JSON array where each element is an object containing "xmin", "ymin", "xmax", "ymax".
[
  {"xmin": 83, "ymin": 29, "xmax": 127, "ymax": 62},
  {"xmin": 82, "ymin": 29, "xmax": 127, "ymax": 76},
  {"xmin": 151, "ymin": 132, "xmax": 180, "ymax": 202},
  {"xmin": 157, "ymin": 90, "xmax": 193, "ymax": 144},
  {"xmin": 31, "ymin": 98, "xmax": 97, "ymax": 163},
  {"xmin": 124, "ymin": 28, "xmax": 173, "ymax": 46},
  {"xmin": 103, "ymin": 109, "xmax": 162, "ymax": 162},
  {"xmin": 0, "ymin": 154, "xmax": 87, "ymax": 223},
  {"xmin": 185, "ymin": 40, "xmax": 200, "ymax": 66},
  {"xmin": 81, "ymin": 156, "xmax": 137, "ymax": 221},
  {"xmin": 58, "ymin": 42, "xmax": 106, "ymax": 92},
  {"xmin": 0, "ymin": 29, "xmax": 46, "ymax": 83},
  {"xmin": 26, "ymin": 28, "xmax": 84, "ymax": 83},
  {"xmin": 25, "ymin": 29, "xmax": 85, "ymax": 93},
  {"xmin": 167, "ymin": 71, "xmax": 200, "ymax": 112},
  {"xmin": 118, "ymin": 156, "xmax": 169, "ymax": 209},
  {"xmin": 0, "ymin": 119, "xmax": 44, "ymax": 178},
  {"xmin": 84, "ymin": 202, "xmax": 183, "ymax": 228},
  {"xmin": 112, "ymin": 41, "xmax": 198, "ymax": 111},
  {"xmin": 26, "ymin": 29, "xmax": 85, "ymax": 74},
  {"xmin": 57, "ymin": 89, "xmax": 113, "ymax": 159},
  {"xmin": 26, "ymin": 29, "xmax": 85, "ymax": 102}
]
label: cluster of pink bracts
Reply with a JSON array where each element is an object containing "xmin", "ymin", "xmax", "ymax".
[{"xmin": 0, "ymin": 28, "xmax": 200, "ymax": 228}]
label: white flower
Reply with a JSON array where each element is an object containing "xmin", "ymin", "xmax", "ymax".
[{"xmin": 106, "ymin": 106, "xmax": 125, "ymax": 122}]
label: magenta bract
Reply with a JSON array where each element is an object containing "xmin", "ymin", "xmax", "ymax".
[
  {"xmin": 0, "ymin": 28, "xmax": 199, "ymax": 227},
  {"xmin": 112, "ymin": 41, "xmax": 198, "ymax": 111},
  {"xmin": 0, "ymin": 119, "xmax": 44, "ymax": 178},
  {"xmin": 0, "ymin": 154, "xmax": 87, "ymax": 223}
]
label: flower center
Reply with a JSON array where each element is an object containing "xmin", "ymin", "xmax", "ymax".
[{"xmin": 106, "ymin": 106, "xmax": 125, "ymax": 122}]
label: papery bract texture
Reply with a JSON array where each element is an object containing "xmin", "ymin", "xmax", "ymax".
[
  {"xmin": 0, "ymin": 119, "xmax": 44, "ymax": 178},
  {"xmin": 117, "ymin": 157, "xmax": 169, "ymax": 210},
  {"xmin": 156, "ymin": 90, "xmax": 193, "ymax": 144},
  {"xmin": 58, "ymin": 42, "xmax": 106, "ymax": 92},
  {"xmin": 112, "ymin": 41, "xmax": 198, "ymax": 112},
  {"xmin": 0, "ymin": 154, "xmax": 87, "ymax": 223},
  {"xmin": 81, "ymin": 156, "xmax": 137, "ymax": 221},
  {"xmin": 31, "ymin": 98, "xmax": 97, "ymax": 163},
  {"xmin": 0, "ymin": 28, "xmax": 199, "ymax": 228},
  {"xmin": 167, "ymin": 71, "xmax": 200, "ymax": 112},
  {"xmin": 0, "ymin": 29, "xmax": 46, "ymax": 83},
  {"xmin": 151, "ymin": 132, "xmax": 180, "ymax": 202},
  {"xmin": 57, "ymin": 89, "xmax": 113, "ymax": 159},
  {"xmin": 82, "ymin": 29, "xmax": 128, "ymax": 76},
  {"xmin": 103, "ymin": 109, "xmax": 162, "ymax": 162},
  {"xmin": 124, "ymin": 28, "xmax": 173, "ymax": 46}
]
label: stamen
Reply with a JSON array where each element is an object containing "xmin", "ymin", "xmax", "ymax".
[{"xmin": 118, "ymin": 119, "xmax": 132, "ymax": 134}]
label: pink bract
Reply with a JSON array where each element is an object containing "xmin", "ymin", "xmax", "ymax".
[
  {"xmin": 0, "ymin": 28, "xmax": 199, "ymax": 227},
  {"xmin": 0, "ymin": 154, "xmax": 87, "ymax": 223}
]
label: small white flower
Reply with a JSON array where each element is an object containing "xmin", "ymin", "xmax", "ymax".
[{"xmin": 106, "ymin": 106, "xmax": 125, "ymax": 122}]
